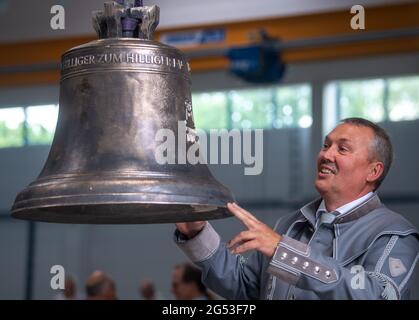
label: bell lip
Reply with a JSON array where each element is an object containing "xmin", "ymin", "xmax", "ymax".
[
  {"xmin": 12, "ymin": 186, "xmax": 234, "ymax": 206},
  {"xmin": 11, "ymin": 202, "xmax": 234, "ymax": 224},
  {"xmin": 12, "ymin": 172, "xmax": 235, "ymax": 210},
  {"xmin": 11, "ymin": 198, "xmax": 234, "ymax": 212},
  {"xmin": 11, "ymin": 189, "xmax": 235, "ymax": 224}
]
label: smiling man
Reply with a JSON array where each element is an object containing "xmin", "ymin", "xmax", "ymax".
[{"xmin": 174, "ymin": 118, "xmax": 419, "ymax": 300}]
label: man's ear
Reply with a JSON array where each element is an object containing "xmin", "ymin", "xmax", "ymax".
[{"xmin": 366, "ymin": 161, "xmax": 384, "ymax": 184}]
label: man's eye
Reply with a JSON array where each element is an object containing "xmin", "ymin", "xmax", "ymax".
[
  {"xmin": 339, "ymin": 146, "xmax": 348, "ymax": 152},
  {"xmin": 322, "ymin": 143, "xmax": 329, "ymax": 149}
]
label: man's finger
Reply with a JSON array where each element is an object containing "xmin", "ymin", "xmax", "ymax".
[
  {"xmin": 227, "ymin": 203, "xmax": 257, "ymax": 228},
  {"xmin": 231, "ymin": 203, "xmax": 259, "ymax": 221},
  {"xmin": 227, "ymin": 230, "xmax": 255, "ymax": 249},
  {"xmin": 230, "ymin": 240, "xmax": 259, "ymax": 255}
]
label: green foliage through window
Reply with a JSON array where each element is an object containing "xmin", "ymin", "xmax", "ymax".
[
  {"xmin": 26, "ymin": 105, "xmax": 58, "ymax": 145},
  {"xmin": 192, "ymin": 92, "xmax": 228, "ymax": 130},
  {"xmin": 0, "ymin": 108, "xmax": 25, "ymax": 148},
  {"xmin": 388, "ymin": 76, "xmax": 419, "ymax": 121},
  {"xmin": 0, "ymin": 104, "xmax": 58, "ymax": 149},
  {"xmin": 192, "ymin": 84, "xmax": 312, "ymax": 130},
  {"xmin": 336, "ymin": 75, "xmax": 419, "ymax": 123}
]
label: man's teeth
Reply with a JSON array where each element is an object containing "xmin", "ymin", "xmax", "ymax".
[{"xmin": 320, "ymin": 168, "xmax": 333, "ymax": 174}]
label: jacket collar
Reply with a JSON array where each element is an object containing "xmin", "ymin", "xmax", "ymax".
[
  {"xmin": 300, "ymin": 198, "xmax": 322, "ymax": 227},
  {"xmin": 300, "ymin": 193, "xmax": 382, "ymax": 226},
  {"xmin": 335, "ymin": 193, "xmax": 381, "ymax": 223}
]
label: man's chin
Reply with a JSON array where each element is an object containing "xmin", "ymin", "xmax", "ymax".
[{"xmin": 315, "ymin": 179, "xmax": 330, "ymax": 195}]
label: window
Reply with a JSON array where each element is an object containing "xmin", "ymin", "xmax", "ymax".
[
  {"xmin": 326, "ymin": 75, "xmax": 419, "ymax": 129},
  {"xmin": 192, "ymin": 84, "xmax": 312, "ymax": 130},
  {"xmin": 230, "ymin": 88, "xmax": 274, "ymax": 129},
  {"xmin": 388, "ymin": 76, "xmax": 419, "ymax": 121},
  {"xmin": 0, "ymin": 104, "xmax": 58, "ymax": 149},
  {"xmin": 0, "ymin": 107, "xmax": 25, "ymax": 148},
  {"xmin": 192, "ymin": 92, "xmax": 228, "ymax": 130},
  {"xmin": 276, "ymin": 84, "xmax": 312, "ymax": 128},
  {"xmin": 26, "ymin": 105, "xmax": 58, "ymax": 145},
  {"xmin": 338, "ymin": 79, "xmax": 385, "ymax": 122}
]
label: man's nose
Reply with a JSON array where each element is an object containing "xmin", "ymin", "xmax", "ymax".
[{"xmin": 320, "ymin": 146, "xmax": 336, "ymax": 162}]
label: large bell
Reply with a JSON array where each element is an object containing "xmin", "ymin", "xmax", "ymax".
[{"xmin": 11, "ymin": 0, "xmax": 234, "ymax": 224}]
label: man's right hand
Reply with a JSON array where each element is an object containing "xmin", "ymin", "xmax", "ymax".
[{"xmin": 175, "ymin": 221, "xmax": 206, "ymax": 239}]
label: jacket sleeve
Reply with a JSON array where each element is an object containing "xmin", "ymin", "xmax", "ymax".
[
  {"xmin": 174, "ymin": 222, "xmax": 263, "ymax": 300},
  {"xmin": 267, "ymin": 233, "xmax": 419, "ymax": 299}
]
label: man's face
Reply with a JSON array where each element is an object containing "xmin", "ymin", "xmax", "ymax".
[
  {"xmin": 171, "ymin": 267, "xmax": 194, "ymax": 300},
  {"xmin": 64, "ymin": 278, "xmax": 75, "ymax": 298},
  {"xmin": 103, "ymin": 282, "xmax": 117, "ymax": 300},
  {"xmin": 315, "ymin": 123, "xmax": 377, "ymax": 201}
]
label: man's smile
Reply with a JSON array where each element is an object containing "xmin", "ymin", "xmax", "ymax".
[{"xmin": 318, "ymin": 163, "xmax": 337, "ymax": 177}]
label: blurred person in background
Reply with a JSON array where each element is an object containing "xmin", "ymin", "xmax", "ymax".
[
  {"xmin": 54, "ymin": 275, "xmax": 83, "ymax": 300},
  {"xmin": 171, "ymin": 262, "xmax": 216, "ymax": 300},
  {"xmin": 85, "ymin": 270, "xmax": 117, "ymax": 300},
  {"xmin": 139, "ymin": 279, "xmax": 165, "ymax": 300}
]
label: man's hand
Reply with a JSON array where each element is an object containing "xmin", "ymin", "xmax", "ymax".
[
  {"xmin": 227, "ymin": 202, "xmax": 282, "ymax": 258},
  {"xmin": 175, "ymin": 221, "xmax": 206, "ymax": 239}
]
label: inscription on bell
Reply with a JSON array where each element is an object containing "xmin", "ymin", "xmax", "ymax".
[{"xmin": 62, "ymin": 52, "xmax": 185, "ymax": 70}]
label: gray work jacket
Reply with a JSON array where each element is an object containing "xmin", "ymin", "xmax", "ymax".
[{"xmin": 175, "ymin": 194, "xmax": 419, "ymax": 299}]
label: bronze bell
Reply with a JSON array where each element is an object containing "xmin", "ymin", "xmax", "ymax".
[{"xmin": 11, "ymin": 0, "xmax": 234, "ymax": 224}]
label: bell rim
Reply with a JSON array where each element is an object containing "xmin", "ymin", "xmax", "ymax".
[
  {"xmin": 11, "ymin": 202, "xmax": 233, "ymax": 224},
  {"xmin": 12, "ymin": 197, "xmax": 234, "ymax": 211}
]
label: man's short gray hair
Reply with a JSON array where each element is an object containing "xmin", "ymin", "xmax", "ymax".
[{"xmin": 341, "ymin": 117, "xmax": 393, "ymax": 190}]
